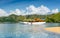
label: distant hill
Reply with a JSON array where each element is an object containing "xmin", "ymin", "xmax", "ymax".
[{"xmin": 0, "ymin": 12, "xmax": 60, "ymax": 23}]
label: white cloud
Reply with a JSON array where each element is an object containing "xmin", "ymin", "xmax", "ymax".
[
  {"xmin": 9, "ymin": 9, "xmax": 25, "ymax": 15},
  {"xmin": 0, "ymin": 5, "xmax": 59, "ymax": 17},
  {"xmin": 52, "ymin": 8, "xmax": 59, "ymax": 14},
  {"xmin": 26, "ymin": 5, "xmax": 50, "ymax": 15},
  {"xmin": 26, "ymin": 5, "xmax": 38, "ymax": 15},
  {"xmin": 0, "ymin": 9, "xmax": 8, "ymax": 17}
]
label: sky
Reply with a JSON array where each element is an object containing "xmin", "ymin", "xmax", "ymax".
[{"xmin": 0, "ymin": 0, "xmax": 60, "ymax": 16}]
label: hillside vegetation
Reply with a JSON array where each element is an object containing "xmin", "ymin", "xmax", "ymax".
[
  {"xmin": 0, "ymin": 12, "xmax": 60, "ymax": 23},
  {"xmin": 45, "ymin": 12, "xmax": 60, "ymax": 23},
  {"xmin": 0, "ymin": 14, "xmax": 46, "ymax": 23}
]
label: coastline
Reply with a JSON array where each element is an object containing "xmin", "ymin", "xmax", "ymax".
[{"xmin": 44, "ymin": 27, "xmax": 60, "ymax": 34}]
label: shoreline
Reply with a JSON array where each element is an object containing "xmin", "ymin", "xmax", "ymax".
[{"xmin": 44, "ymin": 27, "xmax": 60, "ymax": 34}]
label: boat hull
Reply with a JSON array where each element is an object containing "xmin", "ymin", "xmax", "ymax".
[{"xmin": 21, "ymin": 22, "xmax": 46, "ymax": 25}]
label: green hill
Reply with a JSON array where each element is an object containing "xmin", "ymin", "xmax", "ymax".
[{"xmin": 45, "ymin": 12, "xmax": 60, "ymax": 23}]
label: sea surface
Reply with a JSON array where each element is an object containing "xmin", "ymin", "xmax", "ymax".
[{"xmin": 0, "ymin": 23, "xmax": 60, "ymax": 38}]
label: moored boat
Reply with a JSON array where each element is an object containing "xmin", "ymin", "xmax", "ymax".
[{"xmin": 21, "ymin": 18, "xmax": 46, "ymax": 25}]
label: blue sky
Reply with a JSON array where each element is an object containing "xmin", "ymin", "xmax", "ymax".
[
  {"xmin": 0, "ymin": 0, "xmax": 60, "ymax": 11},
  {"xmin": 0, "ymin": 0, "xmax": 60, "ymax": 16}
]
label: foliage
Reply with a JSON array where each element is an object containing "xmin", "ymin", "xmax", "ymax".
[
  {"xmin": 0, "ymin": 12, "xmax": 60, "ymax": 23},
  {"xmin": 45, "ymin": 12, "xmax": 60, "ymax": 23}
]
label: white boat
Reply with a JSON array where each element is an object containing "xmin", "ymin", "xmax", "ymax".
[{"xmin": 21, "ymin": 22, "xmax": 46, "ymax": 25}]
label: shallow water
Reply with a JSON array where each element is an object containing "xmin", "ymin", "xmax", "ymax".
[{"xmin": 0, "ymin": 23, "xmax": 60, "ymax": 38}]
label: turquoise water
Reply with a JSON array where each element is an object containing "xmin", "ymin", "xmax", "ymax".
[
  {"xmin": 0, "ymin": 23, "xmax": 60, "ymax": 38},
  {"xmin": 45, "ymin": 23, "xmax": 60, "ymax": 27}
]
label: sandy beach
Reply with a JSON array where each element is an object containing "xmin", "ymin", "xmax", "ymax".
[{"xmin": 45, "ymin": 27, "xmax": 60, "ymax": 34}]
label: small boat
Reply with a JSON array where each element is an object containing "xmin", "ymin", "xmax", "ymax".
[{"xmin": 21, "ymin": 22, "xmax": 46, "ymax": 25}]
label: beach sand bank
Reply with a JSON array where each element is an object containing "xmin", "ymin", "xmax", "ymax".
[{"xmin": 45, "ymin": 27, "xmax": 60, "ymax": 34}]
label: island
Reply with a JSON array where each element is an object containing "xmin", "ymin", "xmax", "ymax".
[{"xmin": 0, "ymin": 12, "xmax": 60, "ymax": 23}]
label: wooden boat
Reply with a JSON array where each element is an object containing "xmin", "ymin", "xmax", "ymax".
[{"xmin": 21, "ymin": 18, "xmax": 46, "ymax": 25}]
